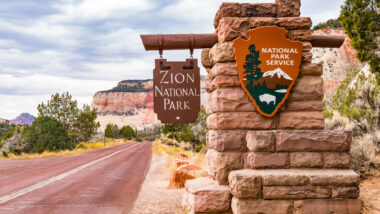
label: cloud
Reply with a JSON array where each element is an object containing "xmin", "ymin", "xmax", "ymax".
[{"xmin": 0, "ymin": 0, "xmax": 344, "ymax": 119}]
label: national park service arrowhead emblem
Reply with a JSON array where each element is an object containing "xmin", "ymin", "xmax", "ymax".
[{"xmin": 233, "ymin": 26, "xmax": 303, "ymax": 117}]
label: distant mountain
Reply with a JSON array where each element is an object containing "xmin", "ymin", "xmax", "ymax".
[
  {"xmin": 254, "ymin": 67, "xmax": 293, "ymax": 89},
  {"xmin": 10, "ymin": 113, "xmax": 35, "ymax": 126}
]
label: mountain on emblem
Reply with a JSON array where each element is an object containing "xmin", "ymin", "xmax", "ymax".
[{"xmin": 233, "ymin": 26, "xmax": 303, "ymax": 117}]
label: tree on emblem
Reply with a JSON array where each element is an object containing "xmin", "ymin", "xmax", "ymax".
[{"xmin": 243, "ymin": 44, "xmax": 262, "ymax": 90}]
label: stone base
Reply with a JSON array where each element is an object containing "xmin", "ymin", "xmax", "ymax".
[
  {"xmin": 232, "ymin": 198, "xmax": 361, "ymax": 214},
  {"xmin": 183, "ymin": 177, "xmax": 231, "ymax": 213}
]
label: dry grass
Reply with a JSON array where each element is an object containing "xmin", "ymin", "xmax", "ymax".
[
  {"xmin": 0, "ymin": 138, "xmax": 132, "ymax": 160},
  {"xmin": 152, "ymin": 139, "xmax": 207, "ymax": 178}
]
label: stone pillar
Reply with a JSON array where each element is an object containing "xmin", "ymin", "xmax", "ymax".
[{"xmin": 183, "ymin": 1, "xmax": 361, "ymax": 213}]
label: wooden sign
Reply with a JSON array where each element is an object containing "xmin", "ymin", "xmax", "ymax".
[
  {"xmin": 233, "ymin": 26, "xmax": 303, "ymax": 117},
  {"xmin": 153, "ymin": 58, "xmax": 200, "ymax": 123}
]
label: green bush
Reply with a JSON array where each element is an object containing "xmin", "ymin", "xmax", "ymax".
[
  {"xmin": 23, "ymin": 116, "xmax": 74, "ymax": 153},
  {"xmin": 119, "ymin": 125, "xmax": 136, "ymax": 140},
  {"xmin": 2, "ymin": 150, "xmax": 8, "ymax": 157},
  {"xmin": 136, "ymin": 137, "xmax": 143, "ymax": 142},
  {"xmin": 9, "ymin": 147, "xmax": 22, "ymax": 155},
  {"xmin": 105, "ymin": 123, "xmax": 119, "ymax": 138}
]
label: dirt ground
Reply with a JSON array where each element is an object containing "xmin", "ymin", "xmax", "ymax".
[
  {"xmin": 130, "ymin": 153, "xmax": 380, "ymax": 214},
  {"xmin": 130, "ymin": 154, "xmax": 185, "ymax": 214},
  {"xmin": 360, "ymin": 171, "xmax": 380, "ymax": 214}
]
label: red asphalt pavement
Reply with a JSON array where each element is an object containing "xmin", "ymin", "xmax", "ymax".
[{"xmin": 0, "ymin": 142, "xmax": 152, "ymax": 214}]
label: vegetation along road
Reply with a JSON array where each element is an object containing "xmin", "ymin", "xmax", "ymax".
[{"xmin": 0, "ymin": 142, "xmax": 152, "ymax": 214}]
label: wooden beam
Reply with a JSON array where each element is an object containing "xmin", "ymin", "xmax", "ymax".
[
  {"xmin": 310, "ymin": 34, "xmax": 345, "ymax": 48},
  {"xmin": 140, "ymin": 33, "xmax": 345, "ymax": 51},
  {"xmin": 140, "ymin": 34, "xmax": 218, "ymax": 51}
]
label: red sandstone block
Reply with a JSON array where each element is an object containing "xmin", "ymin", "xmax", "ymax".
[
  {"xmin": 211, "ymin": 75, "xmax": 240, "ymax": 89},
  {"xmin": 241, "ymin": 3, "xmax": 277, "ymax": 17},
  {"xmin": 249, "ymin": 17, "xmax": 275, "ymax": 28},
  {"xmin": 208, "ymin": 88, "xmax": 255, "ymax": 113},
  {"xmin": 274, "ymin": 17, "xmax": 312, "ymax": 30},
  {"xmin": 331, "ymin": 186, "xmax": 359, "ymax": 199},
  {"xmin": 206, "ymin": 149, "xmax": 243, "ymax": 185},
  {"xmin": 184, "ymin": 177, "xmax": 231, "ymax": 213},
  {"xmin": 290, "ymin": 152, "xmax": 323, "ymax": 168},
  {"xmin": 207, "ymin": 112, "xmax": 277, "ymax": 130},
  {"xmin": 246, "ymin": 131, "xmax": 275, "ymax": 152},
  {"xmin": 276, "ymin": 130, "xmax": 352, "ymax": 152},
  {"xmin": 217, "ymin": 17, "xmax": 249, "ymax": 42},
  {"xmin": 246, "ymin": 152, "xmax": 289, "ymax": 169},
  {"xmin": 294, "ymin": 199, "xmax": 362, "ymax": 214},
  {"xmin": 232, "ymin": 198, "xmax": 293, "ymax": 214},
  {"xmin": 286, "ymin": 100, "xmax": 323, "ymax": 111},
  {"xmin": 214, "ymin": 3, "xmax": 242, "ymax": 29},
  {"xmin": 263, "ymin": 186, "xmax": 331, "ymax": 199},
  {"xmin": 201, "ymin": 48, "xmax": 212, "ymax": 68},
  {"xmin": 278, "ymin": 111, "xmax": 325, "ymax": 130},
  {"xmin": 300, "ymin": 63, "xmax": 323, "ymax": 76},
  {"xmin": 303, "ymin": 42, "xmax": 312, "ymax": 52},
  {"xmin": 324, "ymin": 152, "xmax": 352, "ymax": 168},
  {"xmin": 275, "ymin": 0, "xmax": 301, "ymax": 17},
  {"xmin": 288, "ymin": 29, "xmax": 312, "ymax": 41},
  {"xmin": 302, "ymin": 52, "xmax": 312, "ymax": 62},
  {"xmin": 228, "ymin": 170, "xmax": 262, "ymax": 199},
  {"xmin": 207, "ymin": 130, "xmax": 247, "ymax": 152},
  {"xmin": 209, "ymin": 63, "xmax": 238, "ymax": 79},
  {"xmin": 288, "ymin": 76, "xmax": 324, "ymax": 101}
]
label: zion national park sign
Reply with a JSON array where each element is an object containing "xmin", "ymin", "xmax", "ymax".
[{"xmin": 233, "ymin": 26, "xmax": 303, "ymax": 117}]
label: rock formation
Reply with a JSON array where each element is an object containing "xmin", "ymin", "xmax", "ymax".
[
  {"xmin": 312, "ymin": 28, "xmax": 356, "ymax": 103},
  {"xmin": 10, "ymin": 113, "xmax": 35, "ymax": 125},
  {"xmin": 92, "ymin": 78, "xmax": 207, "ymax": 131}
]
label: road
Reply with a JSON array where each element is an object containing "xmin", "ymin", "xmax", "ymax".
[{"xmin": 0, "ymin": 142, "xmax": 152, "ymax": 214}]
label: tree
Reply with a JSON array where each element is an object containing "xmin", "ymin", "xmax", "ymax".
[
  {"xmin": 340, "ymin": 0, "xmax": 380, "ymax": 77},
  {"xmin": 119, "ymin": 125, "xmax": 136, "ymax": 140},
  {"xmin": 105, "ymin": 123, "xmax": 119, "ymax": 138},
  {"xmin": 38, "ymin": 92, "xmax": 99, "ymax": 144},
  {"xmin": 71, "ymin": 105, "xmax": 100, "ymax": 143},
  {"xmin": 243, "ymin": 44, "xmax": 262, "ymax": 90},
  {"xmin": 312, "ymin": 18, "xmax": 342, "ymax": 30},
  {"xmin": 23, "ymin": 116, "xmax": 74, "ymax": 153}
]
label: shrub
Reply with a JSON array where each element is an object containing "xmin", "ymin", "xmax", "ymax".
[
  {"xmin": 9, "ymin": 147, "xmax": 22, "ymax": 155},
  {"xmin": 119, "ymin": 125, "xmax": 136, "ymax": 140},
  {"xmin": 136, "ymin": 137, "xmax": 143, "ymax": 142},
  {"xmin": 105, "ymin": 123, "xmax": 119, "ymax": 138},
  {"xmin": 2, "ymin": 150, "xmax": 8, "ymax": 157},
  {"xmin": 23, "ymin": 116, "xmax": 74, "ymax": 153}
]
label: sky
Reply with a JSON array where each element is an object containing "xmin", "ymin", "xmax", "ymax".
[{"xmin": 0, "ymin": 0, "xmax": 345, "ymax": 119}]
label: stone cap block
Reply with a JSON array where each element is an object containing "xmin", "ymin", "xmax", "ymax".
[
  {"xmin": 228, "ymin": 169, "xmax": 262, "ymax": 199},
  {"xmin": 275, "ymin": 0, "xmax": 301, "ymax": 17},
  {"xmin": 228, "ymin": 169, "xmax": 359, "ymax": 186},
  {"xmin": 184, "ymin": 177, "xmax": 231, "ymax": 213}
]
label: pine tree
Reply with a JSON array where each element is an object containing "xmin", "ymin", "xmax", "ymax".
[
  {"xmin": 243, "ymin": 44, "xmax": 262, "ymax": 90},
  {"xmin": 339, "ymin": 0, "xmax": 380, "ymax": 77}
]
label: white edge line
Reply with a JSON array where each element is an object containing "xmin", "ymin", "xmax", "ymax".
[{"xmin": 0, "ymin": 143, "xmax": 141, "ymax": 204}]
